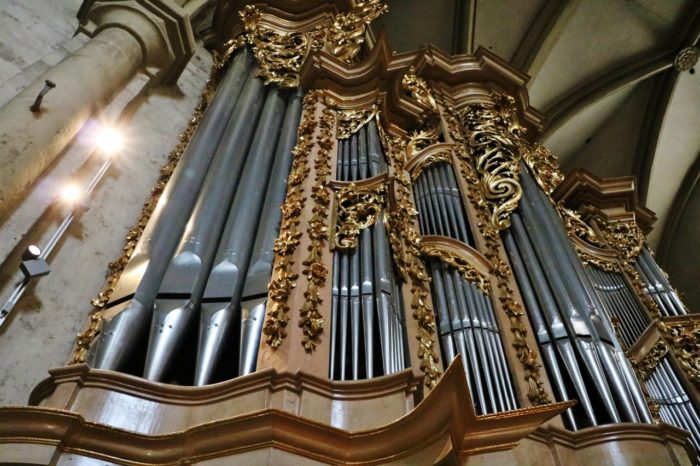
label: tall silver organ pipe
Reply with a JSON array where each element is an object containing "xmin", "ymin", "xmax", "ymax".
[
  {"xmin": 89, "ymin": 50, "xmax": 304, "ymax": 385},
  {"xmin": 91, "ymin": 49, "xmax": 256, "ymax": 372},
  {"xmin": 503, "ymin": 167, "xmax": 652, "ymax": 429},
  {"xmin": 586, "ymin": 267, "xmax": 650, "ymax": 348},
  {"xmin": 413, "ymin": 162, "xmax": 517, "ymax": 414},
  {"xmin": 635, "ymin": 248, "xmax": 687, "ymax": 317},
  {"xmin": 645, "ymin": 358, "xmax": 700, "ymax": 460},
  {"xmin": 329, "ymin": 122, "xmax": 407, "ymax": 380}
]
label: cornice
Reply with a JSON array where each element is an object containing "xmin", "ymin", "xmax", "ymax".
[
  {"xmin": 11, "ymin": 358, "xmax": 571, "ymax": 465},
  {"xmin": 553, "ymin": 168, "xmax": 657, "ymax": 233}
]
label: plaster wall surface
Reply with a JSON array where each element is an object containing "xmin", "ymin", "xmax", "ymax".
[{"xmin": 0, "ymin": 0, "xmax": 213, "ymax": 405}]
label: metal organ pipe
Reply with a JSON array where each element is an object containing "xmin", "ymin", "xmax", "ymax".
[
  {"xmin": 142, "ymin": 66, "xmax": 269, "ymax": 382},
  {"xmin": 329, "ymin": 122, "xmax": 406, "ymax": 381},
  {"xmin": 92, "ymin": 50, "xmax": 255, "ymax": 372},
  {"xmin": 413, "ymin": 162, "xmax": 517, "ymax": 414}
]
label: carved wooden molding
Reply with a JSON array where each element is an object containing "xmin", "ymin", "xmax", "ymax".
[{"xmin": 8, "ymin": 358, "xmax": 571, "ymax": 465}]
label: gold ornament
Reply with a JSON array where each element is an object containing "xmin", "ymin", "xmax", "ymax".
[{"xmin": 332, "ymin": 183, "xmax": 386, "ymax": 250}]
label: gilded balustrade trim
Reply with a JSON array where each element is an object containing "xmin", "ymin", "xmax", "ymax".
[
  {"xmin": 234, "ymin": 1, "xmax": 387, "ymax": 88},
  {"xmin": 461, "ymin": 94, "xmax": 524, "ymax": 231},
  {"xmin": 381, "ymin": 126, "xmax": 442, "ymax": 388},
  {"xmin": 262, "ymin": 91, "xmax": 319, "ymax": 348},
  {"xmin": 70, "ymin": 53, "xmax": 232, "ymax": 364},
  {"xmin": 298, "ymin": 100, "xmax": 335, "ymax": 351},
  {"xmin": 443, "ymin": 102, "xmax": 551, "ymax": 405}
]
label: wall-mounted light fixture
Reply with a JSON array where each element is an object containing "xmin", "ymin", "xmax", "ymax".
[{"xmin": 29, "ymin": 80, "xmax": 56, "ymax": 113}]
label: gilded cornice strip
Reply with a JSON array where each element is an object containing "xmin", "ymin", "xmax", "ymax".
[
  {"xmin": 70, "ymin": 53, "xmax": 231, "ymax": 364},
  {"xmin": 461, "ymin": 94, "xmax": 524, "ymax": 231},
  {"xmin": 262, "ymin": 92, "xmax": 319, "ymax": 348},
  {"xmin": 443, "ymin": 102, "xmax": 551, "ymax": 406},
  {"xmin": 3, "ymin": 357, "xmax": 572, "ymax": 465}
]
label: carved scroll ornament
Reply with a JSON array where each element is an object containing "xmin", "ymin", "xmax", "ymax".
[
  {"xmin": 461, "ymin": 95, "xmax": 524, "ymax": 230},
  {"xmin": 332, "ymin": 183, "xmax": 386, "ymax": 250}
]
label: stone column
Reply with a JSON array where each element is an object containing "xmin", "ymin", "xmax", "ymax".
[{"xmin": 0, "ymin": 0, "xmax": 195, "ymax": 218}]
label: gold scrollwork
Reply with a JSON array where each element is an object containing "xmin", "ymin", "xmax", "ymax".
[
  {"xmin": 327, "ymin": 0, "xmax": 388, "ymax": 64},
  {"xmin": 332, "ymin": 183, "xmax": 386, "ymax": 250},
  {"xmin": 410, "ymin": 152, "xmax": 451, "ymax": 179},
  {"xmin": 336, "ymin": 106, "xmax": 378, "ymax": 140},
  {"xmin": 598, "ymin": 218, "xmax": 646, "ymax": 263},
  {"xmin": 237, "ymin": 2, "xmax": 387, "ymax": 88},
  {"xmin": 522, "ymin": 143, "xmax": 565, "ymax": 196},
  {"xmin": 298, "ymin": 99, "xmax": 336, "ymax": 351},
  {"xmin": 407, "ymin": 126, "xmax": 439, "ymax": 158},
  {"xmin": 664, "ymin": 321, "xmax": 700, "ymax": 385},
  {"xmin": 401, "ymin": 66, "xmax": 438, "ymax": 111},
  {"xmin": 380, "ymin": 127, "xmax": 442, "ymax": 388},
  {"xmin": 421, "ymin": 245, "xmax": 490, "ymax": 294},
  {"xmin": 461, "ymin": 94, "xmax": 524, "ymax": 230},
  {"xmin": 634, "ymin": 339, "xmax": 669, "ymax": 381},
  {"xmin": 262, "ymin": 92, "xmax": 320, "ymax": 348},
  {"xmin": 71, "ymin": 56, "xmax": 230, "ymax": 364},
  {"xmin": 445, "ymin": 102, "xmax": 551, "ymax": 405}
]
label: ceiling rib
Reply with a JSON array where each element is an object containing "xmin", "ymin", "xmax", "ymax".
[
  {"xmin": 541, "ymin": 50, "xmax": 674, "ymax": 139},
  {"xmin": 510, "ymin": 0, "xmax": 581, "ymax": 79},
  {"xmin": 656, "ymin": 152, "xmax": 700, "ymax": 265},
  {"xmin": 633, "ymin": 7, "xmax": 700, "ymax": 204}
]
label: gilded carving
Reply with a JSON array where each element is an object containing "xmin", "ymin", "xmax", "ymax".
[
  {"xmin": 410, "ymin": 152, "xmax": 451, "ymax": 179},
  {"xmin": 401, "ymin": 66, "xmax": 437, "ymax": 111},
  {"xmin": 336, "ymin": 106, "xmax": 378, "ymax": 139},
  {"xmin": 406, "ymin": 126, "xmax": 439, "ymax": 158},
  {"xmin": 298, "ymin": 99, "xmax": 335, "ymax": 351},
  {"xmin": 72, "ymin": 55, "xmax": 230, "ymax": 363},
  {"xmin": 421, "ymin": 245, "xmax": 490, "ymax": 294},
  {"xmin": 598, "ymin": 218, "xmax": 645, "ymax": 262},
  {"xmin": 461, "ymin": 94, "xmax": 524, "ymax": 230},
  {"xmin": 522, "ymin": 143, "xmax": 565, "ymax": 195},
  {"xmin": 445, "ymin": 102, "xmax": 551, "ymax": 405},
  {"xmin": 380, "ymin": 126, "xmax": 442, "ymax": 388},
  {"xmin": 262, "ymin": 92, "xmax": 319, "ymax": 348},
  {"xmin": 327, "ymin": 0, "xmax": 388, "ymax": 63},
  {"xmin": 236, "ymin": 2, "xmax": 387, "ymax": 87},
  {"xmin": 665, "ymin": 321, "xmax": 700, "ymax": 385},
  {"xmin": 332, "ymin": 183, "xmax": 386, "ymax": 250},
  {"xmin": 634, "ymin": 339, "xmax": 669, "ymax": 381}
]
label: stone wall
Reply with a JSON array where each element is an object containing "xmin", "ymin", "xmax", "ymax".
[{"xmin": 0, "ymin": 0, "xmax": 212, "ymax": 405}]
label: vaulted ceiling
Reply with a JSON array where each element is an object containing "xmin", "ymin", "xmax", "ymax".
[{"xmin": 373, "ymin": 0, "xmax": 700, "ymax": 311}]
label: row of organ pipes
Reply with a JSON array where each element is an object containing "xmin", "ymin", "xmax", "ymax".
[
  {"xmin": 83, "ymin": 47, "xmax": 700, "ymax": 458},
  {"xmin": 412, "ymin": 161, "xmax": 517, "ymax": 414}
]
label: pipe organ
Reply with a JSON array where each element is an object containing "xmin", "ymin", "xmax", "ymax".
[{"xmin": 3, "ymin": 1, "xmax": 700, "ymax": 465}]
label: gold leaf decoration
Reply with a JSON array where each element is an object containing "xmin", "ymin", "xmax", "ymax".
[
  {"xmin": 237, "ymin": 1, "xmax": 387, "ymax": 88},
  {"xmin": 336, "ymin": 106, "xmax": 378, "ymax": 139},
  {"xmin": 421, "ymin": 245, "xmax": 491, "ymax": 294},
  {"xmin": 522, "ymin": 143, "xmax": 564, "ymax": 195},
  {"xmin": 461, "ymin": 94, "xmax": 524, "ymax": 230},
  {"xmin": 332, "ymin": 183, "xmax": 386, "ymax": 250},
  {"xmin": 444, "ymin": 102, "xmax": 551, "ymax": 405},
  {"xmin": 664, "ymin": 321, "xmax": 700, "ymax": 385},
  {"xmin": 298, "ymin": 98, "xmax": 335, "ymax": 351},
  {"xmin": 262, "ymin": 92, "xmax": 320, "ymax": 348},
  {"xmin": 401, "ymin": 66, "xmax": 437, "ymax": 111},
  {"xmin": 380, "ymin": 126, "xmax": 442, "ymax": 388}
]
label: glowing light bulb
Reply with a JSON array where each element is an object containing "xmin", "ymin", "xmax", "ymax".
[
  {"xmin": 61, "ymin": 183, "xmax": 83, "ymax": 204},
  {"xmin": 96, "ymin": 125, "xmax": 124, "ymax": 154}
]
